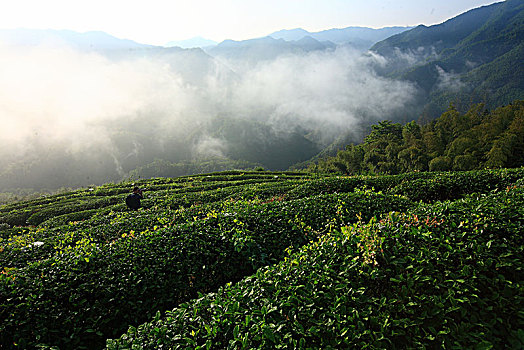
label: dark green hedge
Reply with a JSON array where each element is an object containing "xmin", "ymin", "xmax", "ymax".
[
  {"xmin": 389, "ymin": 168, "xmax": 524, "ymax": 201},
  {"xmin": 107, "ymin": 187, "xmax": 524, "ymax": 349},
  {"xmin": 38, "ymin": 208, "xmax": 100, "ymax": 228},
  {"xmin": 0, "ymin": 191, "xmax": 411, "ymax": 349},
  {"xmin": 26, "ymin": 196, "xmax": 123, "ymax": 226}
]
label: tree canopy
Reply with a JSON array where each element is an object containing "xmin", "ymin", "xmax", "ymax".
[{"xmin": 308, "ymin": 100, "xmax": 524, "ymax": 174}]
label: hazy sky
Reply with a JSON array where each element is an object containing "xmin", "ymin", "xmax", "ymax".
[{"xmin": 0, "ymin": 0, "xmax": 503, "ymax": 45}]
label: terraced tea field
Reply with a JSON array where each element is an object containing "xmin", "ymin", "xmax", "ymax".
[{"xmin": 1, "ymin": 169, "xmax": 523, "ymax": 349}]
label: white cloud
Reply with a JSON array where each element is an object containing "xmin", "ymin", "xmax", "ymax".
[
  {"xmin": 435, "ymin": 65, "xmax": 466, "ymax": 92},
  {"xmin": 0, "ymin": 40, "xmax": 418, "ymax": 186}
]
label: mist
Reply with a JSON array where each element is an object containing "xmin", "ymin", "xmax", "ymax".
[{"xmin": 0, "ymin": 37, "xmax": 417, "ymax": 190}]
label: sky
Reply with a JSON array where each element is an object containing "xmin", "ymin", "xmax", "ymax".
[{"xmin": 0, "ymin": 0, "xmax": 504, "ymax": 46}]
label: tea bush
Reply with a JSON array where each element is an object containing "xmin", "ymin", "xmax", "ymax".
[
  {"xmin": 389, "ymin": 168, "xmax": 524, "ymax": 202},
  {"xmin": 107, "ymin": 187, "xmax": 524, "ymax": 349},
  {"xmin": 1, "ymin": 168, "xmax": 523, "ymax": 349},
  {"xmin": 0, "ymin": 191, "xmax": 411, "ymax": 349}
]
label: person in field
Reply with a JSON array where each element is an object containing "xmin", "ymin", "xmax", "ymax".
[{"xmin": 126, "ymin": 186, "xmax": 144, "ymax": 210}]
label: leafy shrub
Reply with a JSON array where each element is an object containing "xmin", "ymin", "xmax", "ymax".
[
  {"xmin": 107, "ymin": 187, "xmax": 524, "ymax": 349},
  {"xmin": 0, "ymin": 209, "xmax": 33, "ymax": 226},
  {"xmin": 389, "ymin": 168, "xmax": 524, "ymax": 201},
  {"xmin": 0, "ymin": 191, "xmax": 411, "ymax": 349},
  {"xmin": 26, "ymin": 196, "xmax": 122, "ymax": 226},
  {"xmin": 2, "ymin": 168, "xmax": 523, "ymax": 349},
  {"xmin": 38, "ymin": 208, "xmax": 99, "ymax": 227}
]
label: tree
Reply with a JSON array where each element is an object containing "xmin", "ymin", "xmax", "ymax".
[
  {"xmin": 422, "ymin": 125, "xmax": 446, "ymax": 158},
  {"xmin": 398, "ymin": 146, "xmax": 428, "ymax": 171},
  {"xmin": 433, "ymin": 104, "xmax": 461, "ymax": 146},
  {"xmin": 338, "ymin": 144, "xmax": 365, "ymax": 174},
  {"xmin": 485, "ymin": 134, "xmax": 516, "ymax": 168},
  {"xmin": 453, "ymin": 154, "xmax": 477, "ymax": 171},
  {"xmin": 429, "ymin": 156, "xmax": 453, "ymax": 171},
  {"xmin": 402, "ymin": 121, "xmax": 423, "ymax": 147},
  {"xmin": 365, "ymin": 120, "xmax": 403, "ymax": 145}
]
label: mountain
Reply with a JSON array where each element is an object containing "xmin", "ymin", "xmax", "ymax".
[
  {"xmin": 165, "ymin": 25, "xmax": 411, "ymax": 52},
  {"xmin": 0, "ymin": 28, "xmax": 231, "ymax": 86},
  {"xmin": 165, "ymin": 36, "xmax": 217, "ymax": 48},
  {"xmin": 204, "ymin": 36, "xmax": 335, "ymax": 66},
  {"xmin": 270, "ymin": 26, "xmax": 412, "ymax": 51},
  {"xmin": 2, "ymin": 0, "xmax": 523, "ymax": 192},
  {"xmin": 370, "ymin": 0, "xmax": 524, "ymax": 117},
  {"xmin": 268, "ymin": 28, "xmax": 312, "ymax": 41},
  {"xmin": 0, "ymin": 28, "xmax": 151, "ymax": 50}
]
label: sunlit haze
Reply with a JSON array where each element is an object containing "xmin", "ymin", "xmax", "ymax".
[
  {"xmin": 0, "ymin": 0, "xmax": 514, "ymax": 190},
  {"xmin": 0, "ymin": 0, "xmax": 503, "ymax": 45}
]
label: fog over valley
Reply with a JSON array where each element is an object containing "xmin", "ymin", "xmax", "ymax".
[
  {"xmin": 0, "ymin": 29, "xmax": 418, "ymax": 190},
  {"xmin": 2, "ymin": 0, "xmax": 522, "ymax": 193}
]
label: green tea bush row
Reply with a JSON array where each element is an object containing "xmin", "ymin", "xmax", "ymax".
[
  {"xmin": 2, "ymin": 202, "xmax": 219, "ymax": 270},
  {"xmin": 0, "ymin": 208, "xmax": 34, "ymax": 226},
  {"xmin": 389, "ymin": 168, "xmax": 524, "ymax": 202},
  {"xmin": 286, "ymin": 168, "xmax": 524, "ymax": 202},
  {"xmin": 37, "ymin": 208, "xmax": 100, "ymax": 228},
  {"xmin": 107, "ymin": 187, "xmax": 524, "ymax": 349},
  {"xmin": 0, "ymin": 191, "xmax": 412, "ymax": 349},
  {"xmin": 160, "ymin": 181, "xmax": 301, "ymax": 209},
  {"xmin": 25, "ymin": 196, "xmax": 123, "ymax": 226},
  {"xmin": 0, "ymin": 196, "xmax": 120, "ymax": 226},
  {"xmin": 146, "ymin": 177, "xmax": 292, "ymax": 192},
  {"xmin": 3, "ymin": 168, "xmax": 519, "ymax": 230},
  {"xmin": 0, "ymin": 171, "xmax": 306, "ymax": 215},
  {"xmin": 0, "ymin": 178, "xmax": 305, "ymax": 228},
  {"xmin": 0, "ymin": 190, "xmax": 89, "ymax": 213},
  {"xmin": 3, "ymin": 168, "xmax": 521, "ymax": 271}
]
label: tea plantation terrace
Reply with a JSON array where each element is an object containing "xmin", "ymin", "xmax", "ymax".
[{"xmin": 0, "ymin": 169, "xmax": 523, "ymax": 349}]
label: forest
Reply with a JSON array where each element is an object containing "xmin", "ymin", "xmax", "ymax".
[{"xmin": 307, "ymin": 100, "xmax": 524, "ymax": 174}]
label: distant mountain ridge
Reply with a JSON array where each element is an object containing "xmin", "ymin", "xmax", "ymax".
[
  {"xmin": 0, "ymin": 28, "xmax": 151, "ymax": 50},
  {"xmin": 270, "ymin": 26, "xmax": 413, "ymax": 50},
  {"xmin": 205, "ymin": 36, "xmax": 336, "ymax": 64},
  {"xmin": 165, "ymin": 37, "xmax": 218, "ymax": 49},
  {"xmin": 0, "ymin": 25, "xmax": 411, "ymax": 53},
  {"xmin": 162, "ymin": 25, "xmax": 412, "ymax": 51}
]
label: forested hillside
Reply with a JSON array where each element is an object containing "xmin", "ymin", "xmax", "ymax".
[
  {"xmin": 1, "ymin": 168, "xmax": 523, "ymax": 348},
  {"xmin": 371, "ymin": 0, "xmax": 524, "ymax": 117},
  {"xmin": 307, "ymin": 100, "xmax": 524, "ymax": 174}
]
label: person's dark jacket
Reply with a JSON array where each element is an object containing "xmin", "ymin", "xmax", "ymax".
[{"xmin": 126, "ymin": 193, "xmax": 143, "ymax": 210}]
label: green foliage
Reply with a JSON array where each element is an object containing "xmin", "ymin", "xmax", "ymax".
[
  {"xmin": 0, "ymin": 189, "xmax": 410, "ymax": 348},
  {"xmin": 0, "ymin": 168, "xmax": 523, "ymax": 349},
  {"xmin": 388, "ymin": 168, "xmax": 524, "ymax": 202},
  {"xmin": 107, "ymin": 184, "xmax": 524, "ymax": 349},
  {"xmin": 371, "ymin": 0, "xmax": 524, "ymax": 117},
  {"xmin": 429, "ymin": 156, "xmax": 453, "ymax": 171},
  {"xmin": 310, "ymin": 101, "xmax": 524, "ymax": 175}
]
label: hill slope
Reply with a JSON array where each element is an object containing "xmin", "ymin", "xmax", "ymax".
[
  {"xmin": 1, "ymin": 169, "xmax": 523, "ymax": 349},
  {"xmin": 371, "ymin": 0, "xmax": 524, "ymax": 116},
  {"xmin": 304, "ymin": 100, "xmax": 524, "ymax": 174}
]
